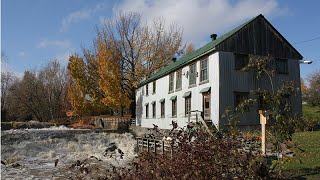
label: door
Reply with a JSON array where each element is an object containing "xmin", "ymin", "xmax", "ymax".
[{"xmin": 202, "ymin": 93, "xmax": 211, "ymax": 121}]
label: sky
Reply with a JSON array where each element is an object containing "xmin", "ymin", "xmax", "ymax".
[{"xmin": 1, "ymin": 0, "xmax": 320, "ymax": 80}]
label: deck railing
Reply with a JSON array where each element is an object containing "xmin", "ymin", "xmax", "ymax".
[
  {"xmin": 92, "ymin": 117, "xmax": 136, "ymax": 129},
  {"xmin": 136, "ymin": 137, "xmax": 173, "ymax": 157}
]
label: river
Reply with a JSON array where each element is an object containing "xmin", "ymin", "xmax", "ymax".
[{"xmin": 1, "ymin": 126, "xmax": 136, "ymax": 179}]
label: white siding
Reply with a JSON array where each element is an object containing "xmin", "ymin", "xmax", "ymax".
[{"xmin": 136, "ymin": 52, "xmax": 220, "ymax": 130}]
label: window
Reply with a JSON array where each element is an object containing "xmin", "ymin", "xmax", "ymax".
[
  {"xmin": 276, "ymin": 58, "xmax": 288, "ymax": 74},
  {"xmin": 152, "ymin": 102, "xmax": 156, "ymax": 118},
  {"xmin": 185, "ymin": 97, "xmax": 191, "ymax": 116},
  {"xmin": 145, "ymin": 103, "xmax": 149, "ymax": 118},
  {"xmin": 176, "ymin": 70, "xmax": 182, "ymax": 90},
  {"xmin": 172, "ymin": 99, "xmax": 177, "ymax": 117},
  {"xmin": 153, "ymin": 81, "xmax": 156, "ymax": 94},
  {"xmin": 169, "ymin": 73, "xmax": 174, "ymax": 92},
  {"xmin": 189, "ymin": 63, "xmax": 197, "ymax": 86},
  {"xmin": 234, "ymin": 92, "xmax": 249, "ymax": 111},
  {"xmin": 234, "ymin": 53, "xmax": 249, "ymax": 70},
  {"xmin": 161, "ymin": 101, "xmax": 165, "ymax": 118},
  {"xmin": 146, "ymin": 84, "xmax": 149, "ymax": 96},
  {"xmin": 200, "ymin": 59, "xmax": 208, "ymax": 82}
]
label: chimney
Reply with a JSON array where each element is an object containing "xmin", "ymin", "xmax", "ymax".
[
  {"xmin": 210, "ymin": 34, "xmax": 217, "ymax": 41},
  {"xmin": 172, "ymin": 57, "xmax": 177, "ymax": 62}
]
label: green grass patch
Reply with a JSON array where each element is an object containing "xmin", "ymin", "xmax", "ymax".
[
  {"xmin": 299, "ymin": 105, "xmax": 320, "ymax": 131},
  {"xmin": 303, "ymin": 104, "xmax": 320, "ymax": 119},
  {"xmin": 280, "ymin": 131, "xmax": 320, "ymax": 178}
]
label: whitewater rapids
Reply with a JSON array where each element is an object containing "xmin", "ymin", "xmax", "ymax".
[{"xmin": 1, "ymin": 126, "xmax": 137, "ymax": 179}]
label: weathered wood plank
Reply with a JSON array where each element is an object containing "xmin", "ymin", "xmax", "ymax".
[{"xmin": 216, "ymin": 16, "xmax": 302, "ymax": 60}]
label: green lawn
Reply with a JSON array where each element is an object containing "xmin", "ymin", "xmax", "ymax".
[
  {"xmin": 281, "ymin": 131, "xmax": 320, "ymax": 179},
  {"xmin": 303, "ymin": 104, "xmax": 320, "ymax": 119},
  {"xmin": 299, "ymin": 105, "xmax": 320, "ymax": 131}
]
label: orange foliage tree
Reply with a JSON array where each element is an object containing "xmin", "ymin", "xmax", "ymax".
[
  {"xmin": 67, "ymin": 12, "xmax": 183, "ymax": 117},
  {"xmin": 67, "ymin": 54, "xmax": 106, "ymax": 117},
  {"xmin": 300, "ymin": 78, "xmax": 308, "ymax": 95},
  {"xmin": 96, "ymin": 33, "xmax": 131, "ymax": 116}
]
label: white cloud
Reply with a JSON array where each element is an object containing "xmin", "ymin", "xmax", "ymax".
[
  {"xmin": 37, "ymin": 39, "xmax": 71, "ymax": 48},
  {"xmin": 60, "ymin": 3, "xmax": 104, "ymax": 32},
  {"xmin": 113, "ymin": 0, "xmax": 286, "ymax": 46}
]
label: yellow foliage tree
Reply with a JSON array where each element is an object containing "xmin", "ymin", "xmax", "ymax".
[
  {"xmin": 67, "ymin": 54, "xmax": 107, "ymax": 116},
  {"xmin": 97, "ymin": 35, "xmax": 131, "ymax": 115},
  {"xmin": 67, "ymin": 12, "xmax": 183, "ymax": 117},
  {"xmin": 66, "ymin": 82, "xmax": 88, "ymax": 117},
  {"xmin": 185, "ymin": 42, "xmax": 195, "ymax": 55}
]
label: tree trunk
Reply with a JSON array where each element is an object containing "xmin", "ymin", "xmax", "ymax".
[
  {"xmin": 121, "ymin": 106, "xmax": 124, "ymax": 117},
  {"xmin": 130, "ymin": 88, "xmax": 136, "ymax": 118}
]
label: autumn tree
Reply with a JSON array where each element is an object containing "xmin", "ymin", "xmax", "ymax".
[
  {"xmin": 300, "ymin": 78, "xmax": 308, "ymax": 94},
  {"xmin": 184, "ymin": 42, "xmax": 195, "ymax": 54},
  {"xmin": 67, "ymin": 54, "xmax": 107, "ymax": 117},
  {"xmin": 67, "ymin": 81, "xmax": 91, "ymax": 117},
  {"xmin": 97, "ymin": 12, "xmax": 183, "ymax": 117},
  {"xmin": 305, "ymin": 69, "xmax": 320, "ymax": 106},
  {"xmin": 96, "ymin": 32, "xmax": 131, "ymax": 116}
]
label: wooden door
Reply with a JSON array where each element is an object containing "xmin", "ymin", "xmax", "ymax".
[{"xmin": 203, "ymin": 93, "xmax": 211, "ymax": 121}]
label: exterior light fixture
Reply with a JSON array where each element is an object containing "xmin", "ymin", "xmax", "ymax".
[{"xmin": 299, "ymin": 60, "xmax": 313, "ymax": 64}]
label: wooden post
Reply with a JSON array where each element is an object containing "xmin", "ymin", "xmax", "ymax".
[
  {"xmin": 259, "ymin": 110, "xmax": 267, "ymax": 156},
  {"xmin": 147, "ymin": 139, "xmax": 150, "ymax": 152}
]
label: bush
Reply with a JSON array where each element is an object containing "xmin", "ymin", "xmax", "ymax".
[
  {"xmin": 305, "ymin": 69, "xmax": 320, "ymax": 107},
  {"xmin": 106, "ymin": 127, "xmax": 274, "ymax": 179}
]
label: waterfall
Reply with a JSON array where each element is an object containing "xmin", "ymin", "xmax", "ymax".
[{"xmin": 1, "ymin": 127, "xmax": 136, "ymax": 179}]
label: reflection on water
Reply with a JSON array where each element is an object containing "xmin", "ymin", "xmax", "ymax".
[{"xmin": 1, "ymin": 126, "xmax": 136, "ymax": 179}]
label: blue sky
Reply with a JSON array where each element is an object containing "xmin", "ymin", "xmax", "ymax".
[{"xmin": 2, "ymin": 0, "xmax": 320, "ymax": 80}]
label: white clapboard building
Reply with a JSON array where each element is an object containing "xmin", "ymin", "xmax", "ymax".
[{"xmin": 135, "ymin": 14, "xmax": 303, "ymax": 130}]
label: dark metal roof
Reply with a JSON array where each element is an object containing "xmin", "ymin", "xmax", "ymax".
[{"xmin": 138, "ymin": 14, "xmax": 302, "ymax": 87}]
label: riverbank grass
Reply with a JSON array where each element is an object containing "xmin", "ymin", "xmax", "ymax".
[{"xmin": 281, "ymin": 131, "xmax": 320, "ymax": 178}]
